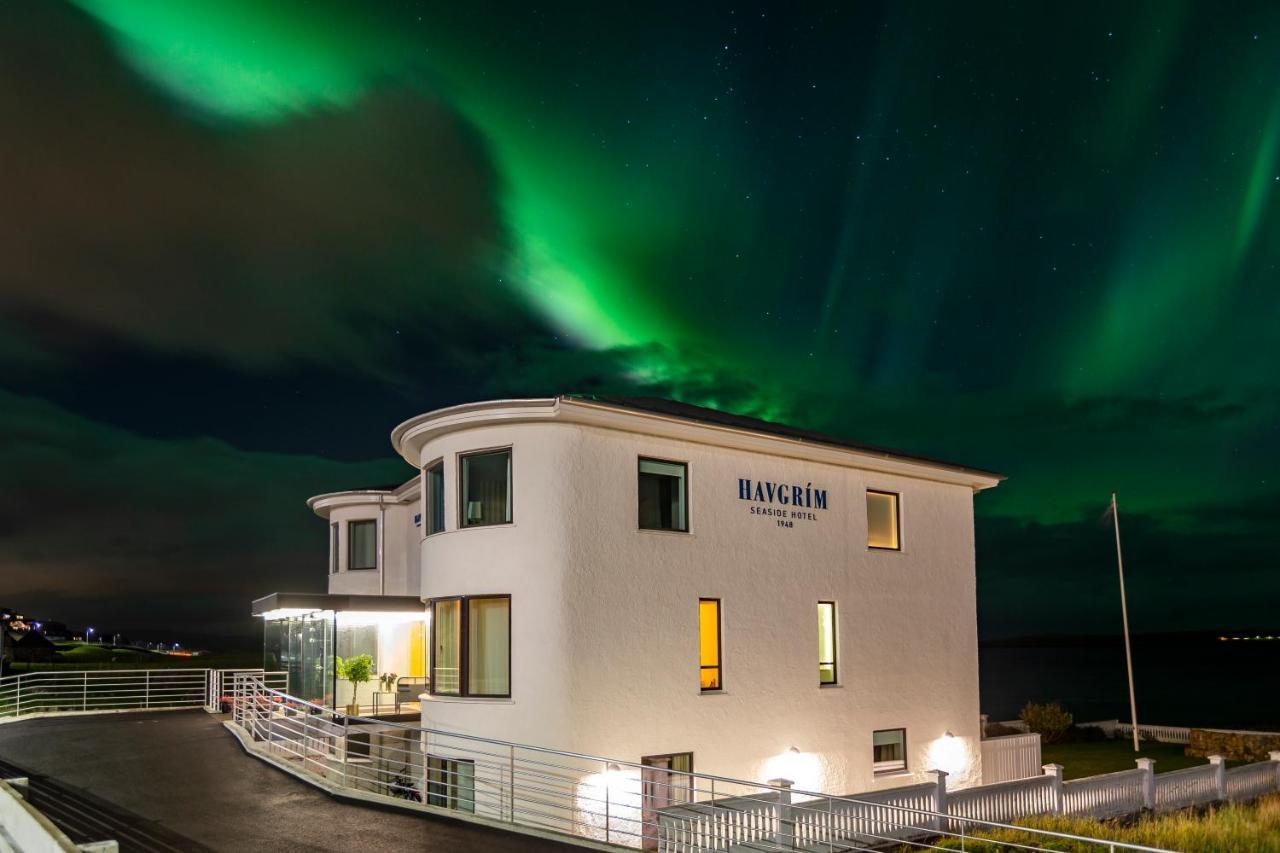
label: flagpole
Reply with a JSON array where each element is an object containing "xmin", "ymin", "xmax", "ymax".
[{"xmin": 1112, "ymin": 491, "xmax": 1140, "ymax": 753}]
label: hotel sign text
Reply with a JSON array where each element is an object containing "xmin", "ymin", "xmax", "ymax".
[{"xmin": 737, "ymin": 478, "xmax": 828, "ymax": 529}]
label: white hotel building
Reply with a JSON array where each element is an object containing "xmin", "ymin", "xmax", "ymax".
[{"xmin": 253, "ymin": 395, "xmax": 1002, "ymax": 804}]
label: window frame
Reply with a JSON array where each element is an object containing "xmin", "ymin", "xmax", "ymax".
[
  {"xmin": 818, "ymin": 600, "xmax": 838, "ymax": 686},
  {"xmin": 866, "ymin": 489, "xmax": 903, "ymax": 551},
  {"xmin": 872, "ymin": 728, "xmax": 908, "ymax": 775},
  {"xmin": 637, "ymin": 456, "xmax": 690, "ymax": 533},
  {"xmin": 457, "ymin": 447, "xmax": 513, "ymax": 529},
  {"xmin": 698, "ymin": 597, "xmax": 723, "ymax": 693},
  {"xmin": 347, "ymin": 519, "xmax": 378, "ymax": 570},
  {"xmin": 428, "ymin": 593, "xmax": 512, "ymax": 698},
  {"xmin": 427, "ymin": 755, "xmax": 476, "ymax": 812},
  {"xmin": 424, "ymin": 458, "xmax": 445, "ymax": 536}
]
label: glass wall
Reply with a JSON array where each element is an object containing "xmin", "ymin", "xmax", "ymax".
[
  {"xmin": 263, "ymin": 612, "xmax": 335, "ymax": 707},
  {"xmin": 265, "ymin": 609, "xmax": 429, "ymax": 711}
]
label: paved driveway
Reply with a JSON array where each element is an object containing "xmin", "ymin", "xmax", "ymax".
[{"xmin": 0, "ymin": 710, "xmax": 576, "ymax": 852}]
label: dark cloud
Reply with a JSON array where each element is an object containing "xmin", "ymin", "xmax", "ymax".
[
  {"xmin": 0, "ymin": 389, "xmax": 407, "ymax": 640},
  {"xmin": 977, "ymin": 500, "xmax": 1280, "ymax": 638},
  {"xmin": 0, "ymin": 1, "xmax": 535, "ymax": 378}
]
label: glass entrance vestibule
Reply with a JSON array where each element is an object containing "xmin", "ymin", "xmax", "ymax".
[{"xmin": 253, "ymin": 593, "xmax": 429, "ymax": 715}]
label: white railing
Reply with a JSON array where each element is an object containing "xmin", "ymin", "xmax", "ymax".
[
  {"xmin": 1154, "ymin": 764, "xmax": 1218, "ymax": 812},
  {"xmin": 1119, "ymin": 723, "xmax": 1192, "ymax": 745},
  {"xmin": 981, "ymin": 732, "xmax": 1042, "ymax": 783},
  {"xmin": 0, "ymin": 668, "xmax": 285, "ymax": 721},
  {"xmin": 226, "ymin": 674, "xmax": 1173, "ymax": 853},
  {"xmin": 949, "ymin": 773, "xmax": 1055, "ymax": 824},
  {"xmin": 1225, "ymin": 761, "xmax": 1278, "ymax": 802},
  {"xmin": 1063, "ymin": 767, "xmax": 1146, "ymax": 818}
]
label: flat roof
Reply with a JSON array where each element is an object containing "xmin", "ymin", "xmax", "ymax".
[
  {"xmin": 566, "ymin": 395, "xmax": 1005, "ymax": 481},
  {"xmin": 251, "ymin": 592, "xmax": 423, "ymax": 617}
]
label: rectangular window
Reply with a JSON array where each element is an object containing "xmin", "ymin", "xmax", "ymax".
[
  {"xmin": 866, "ymin": 490, "xmax": 901, "ymax": 550},
  {"xmin": 431, "ymin": 595, "xmax": 511, "ymax": 697},
  {"xmin": 427, "ymin": 756, "xmax": 475, "ymax": 813},
  {"xmin": 460, "ymin": 449, "xmax": 512, "ymax": 527},
  {"xmin": 638, "ymin": 458, "xmax": 688, "ymax": 532},
  {"xmin": 348, "ymin": 519, "xmax": 377, "ymax": 569},
  {"xmin": 818, "ymin": 601, "xmax": 837, "ymax": 685},
  {"xmin": 467, "ymin": 596, "xmax": 511, "ymax": 697},
  {"xmin": 873, "ymin": 728, "xmax": 907, "ymax": 774},
  {"xmin": 698, "ymin": 598, "xmax": 722, "ymax": 691},
  {"xmin": 425, "ymin": 461, "xmax": 445, "ymax": 535},
  {"xmin": 329, "ymin": 523, "xmax": 339, "ymax": 574},
  {"xmin": 431, "ymin": 599, "xmax": 461, "ymax": 695}
]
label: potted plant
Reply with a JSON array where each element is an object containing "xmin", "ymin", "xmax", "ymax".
[
  {"xmin": 380, "ymin": 672, "xmax": 398, "ymax": 693},
  {"xmin": 336, "ymin": 653, "xmax": 373, "ymax": 716}
]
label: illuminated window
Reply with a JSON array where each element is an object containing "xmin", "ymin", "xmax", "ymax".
[
  {"xmin": 699, "ymin": 598, "xmax": 722, "ymax": 691},
  {"xmin": 639, "ymin": 458, "xmax": 688, "ymax": 531},
  {"xmin": 329, "ymin": 523, "xmax": 338, "ymax": 574},
  {"xmin": 873, "ymin": 728, "xmax": 907, "ymax": 774},
  {"xmin": 866, "ymin": 490, "xmax": 900, "ymax": 550},
  {"xmin": 348, "ymin": 519, "xmax": 377, "ymax": 569},
  {"xmin": 425, "ymin": 461, "xmax": 445, "ymax": 535},
  {"xmin": 431, "ymin": 599, "xmax": 461, "ymax": 695},
  {"xmin": 460, "ymin": 449, "xmax": 512, "ymax": 527},
  {"xmin": 818, "ymin": 602, "xmax": 837, "ymax": 685},
  {"xmin": 431, "ymin": 595, "xmax": 510, "ymax": 698}
]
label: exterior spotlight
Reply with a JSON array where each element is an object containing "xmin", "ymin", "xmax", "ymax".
[
  {"xmin": 789, "ymin": 746, "xmax": 800, "ymax": 753},
  {"xmin": 606, "ymin": 763, "xmax": 622, "ymax": 773},
  {"xmin": 944, "ymin": 731, "xmax": 954, "ymax": 738}
]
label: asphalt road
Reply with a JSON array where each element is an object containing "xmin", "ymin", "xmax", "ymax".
[{"xmin": 0, "ymin": 710, "xmax": 576, "ymax": 852}]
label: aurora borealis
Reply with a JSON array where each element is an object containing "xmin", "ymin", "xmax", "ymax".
[{"xmin": 1, "ymin": 1, "xmax": 1277, "ymax": 642}]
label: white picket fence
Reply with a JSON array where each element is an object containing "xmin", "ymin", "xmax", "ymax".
[
  {"xmin": 1077, "ymin": 720, "xmax": 1194, "ymax": 744},
  {"xmin": 981, "ymin": 733, "xmax": 1042, "ymax": 783}
]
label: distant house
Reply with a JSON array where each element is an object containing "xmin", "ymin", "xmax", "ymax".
[{"xmin": 7, "ymin": 630, "xmax": 55, "ymax": 663}]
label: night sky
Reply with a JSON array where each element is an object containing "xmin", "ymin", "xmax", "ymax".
[{"xmin": 1, "ymin": 1, "xmax": 1276, "ymax": 644}]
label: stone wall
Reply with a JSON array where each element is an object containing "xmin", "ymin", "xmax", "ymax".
[{"xmin": 1187, "ymin": 728, "xmax": 1280, "ymax": 761}]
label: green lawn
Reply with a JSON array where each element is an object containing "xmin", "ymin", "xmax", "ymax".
[
  {"xmin": 1042, "ymin": 739, "xmax": 1240, "ymax": 780},
  {"xmin": 931, "ymin": 793, "xmax": 1280, "ymax": 852}
]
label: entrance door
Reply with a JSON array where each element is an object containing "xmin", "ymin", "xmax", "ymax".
[{"xmin": 640, "ymin": 752, "xmax": 693, "ymax": 850}]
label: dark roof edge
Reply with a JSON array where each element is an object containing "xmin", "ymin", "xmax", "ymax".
[{"xmin": 564, "ymin": 394, "xmax": 1006, "ymax": 482}]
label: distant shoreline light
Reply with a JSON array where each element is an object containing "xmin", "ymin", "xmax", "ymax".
[{"xmin": 1217, "ymin": 635, "xmax": 1277, "ymax": 641}]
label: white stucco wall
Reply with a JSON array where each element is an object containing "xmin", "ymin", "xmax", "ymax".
[
  {"xmin": 321, "ymin": 493, "xmax": 422, "ymax": 597},
  {"xmin": 397, "ymin": 400, "xmax": 996, "ymax": 796}
]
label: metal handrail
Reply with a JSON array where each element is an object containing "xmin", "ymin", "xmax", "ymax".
[{"xmin": 228, "ymin": 673, "xmax": 1177, "ymax": 852}]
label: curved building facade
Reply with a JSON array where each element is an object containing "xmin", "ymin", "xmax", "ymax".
[{"xmin": 387, "ymin": 396, "xmax": 1002, "ymax": 795}]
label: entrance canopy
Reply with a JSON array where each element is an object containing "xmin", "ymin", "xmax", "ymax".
[{"xmin": 252, "ymin": 592, "xmax": 428, "ymax": 712}]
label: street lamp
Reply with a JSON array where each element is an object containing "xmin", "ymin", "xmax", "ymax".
[{"xmin": 86, "ymin": 627, "xmax": 95, "ymax": 643}]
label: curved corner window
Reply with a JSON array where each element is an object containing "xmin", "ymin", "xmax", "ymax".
[
  {"xmin": 431, "ymin": 595, "xmax": 510, "ymax": 698},
  {"xmin": 460, "ymin": 449, "xmax": 512, "ymax": 528},
  {"xmin": 425, "ymin": 461, "xmax": 445, "ymax": 535},
  {"xmin": 348, "ymin": 519, "xmax": 377, "ymax": 569},
  {"xmin": 329, "ymin": 523, "xmax": 339, "ymax": 574}
]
